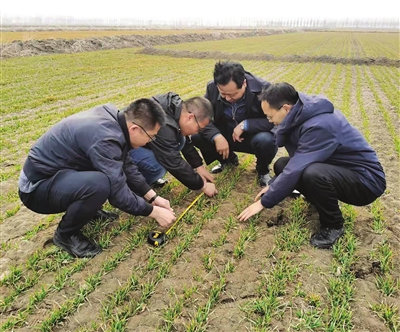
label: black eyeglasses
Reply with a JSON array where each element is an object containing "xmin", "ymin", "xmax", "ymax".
[
  {"xmin": 190, "ymin": 113, "xmax": 204, "ymax": 132},
  {"xmin": 132, "ymin": 121, "xmax": 156, "ymax": 142}
]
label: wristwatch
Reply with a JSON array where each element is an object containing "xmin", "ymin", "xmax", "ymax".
[{"xmin": 240, "ymin": 122, "xmax": 245, "ymax": 130}]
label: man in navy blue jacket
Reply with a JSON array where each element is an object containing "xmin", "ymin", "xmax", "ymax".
[
  {"xmin": 191, "ymin": 61, "xmax": 277, "ymax": 186},
  {"xmin": 19, "ymin": 99, "xmax": 176, "ymax": 258},
  {"xmin": 239, "ymin": 82, "xmax": 386, "ymax": 248}
]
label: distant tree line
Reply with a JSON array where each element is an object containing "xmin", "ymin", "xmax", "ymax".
[{"xmin": 2, "ymin": 16, "xmax": 398, "ymax": 30}]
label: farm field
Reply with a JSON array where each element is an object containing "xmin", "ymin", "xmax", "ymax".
[
  {"xmin": 0, "ymin": 29, "xmax": 240, "ymax": 44},
  {"xmin": 158, "ymin": 31, "xmax": 400, "ymax": 59},
  {"xmin": 0, "ymin": 31, "xmax": 399, "ymax": 331}
]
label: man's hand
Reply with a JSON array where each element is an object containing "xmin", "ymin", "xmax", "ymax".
[
  {"xmin": 202, "ymin": 182, "xmax": 218, "ymax": 197},
  {"xmin": 153, "ymin": 196, "xmax": 173, "ymax": 212},
  {"xmin": 149, "ymin": 206, "xmax": 176, "ymax": 228},
  {"xmin": 255, "ymin": 185, "xmax": 269, "ymax": 201},
  {"xmin": 195, "ymin": 165, "xmax": 215, "ymax": 183},
  {"xmin": 232, "ymin": 122, "xmax": 245, "ymax": 142},
  {"xmin": 214, "ymin": 134, "xmax": 230, "ymax": 159},
  {"xmin": 238, "ymin": 200, "xmax": 264, "ymax": 222}
]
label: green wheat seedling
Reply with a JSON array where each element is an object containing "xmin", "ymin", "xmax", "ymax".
[
  {"xmin": 370, "ymin": 199, "xmax": 386, "ymax": 234},
  {"xmin": 355, "ymin": 65, "xmax": 371, "ymax": 142},
  {"xmin": 324, "ymin": 63, "xmax": 343, "ymax": 105},
  {"xmin": 325, "ymin": 204, "xmax": 357, "ymax": 332},
  {"xmin": 202, "ymin": 251, "xmax": 214, "ymax": 272},
  {"xmin": 212, "ymin": 216, "xmax": 237, "ymax": 247},
  {"xmin": 241, "ymin": 197, "xmax": 309, "ymax": 330},
  {"xmin": 371, "ymin": 240, "xmax": 394, "ymax": 274},
  {"xmin": 369, "ymin": 66, "xmax": 400, "ymax": 117},
  {"xmin": 81, "ymin": 158, "xmax": 251, "ymax": 331},
  {"xmin": 375, "ymin": 274, "xmax": 400, "ymax": 297},
  {"xmin": 158, "ymin": 285, "xmax": 198, "ymax": 332},
  {"xmin": 233, "ymin": 220, "xmax": 257, "ymax": 259},
  {"xmin": 371, "ymin": 301, "xmax": 400, "ymax": 332},
  {"xmin": 338, "ymin": 65, "xmax": 352, "ymax": 118},
  {"xmin": 0, "ymin": 179, "xmax": 178, "ymax": 328},
  {"xmin": 186, "ymin": 258, "xmax": 237, "ymax": 332},
  {"xmin": 0, "ymin": 218, "xmax": 140, "ymax": 328},
  {"xmin": 275, "ymin": 197, "xmax": 309, "ymax": 252},
  {"xmin": 242, "ymin": 255, "xmax": 299, "ymax": 329},
  {"xmin": 38, "ymin": 227, "xmax": 150, "ymax": 332},
  {"xmin": 363, "ymin": 66, "xmax": 400, "ymax": 157},
  {"xmin": 186, "ymin": 273, "xmax": 226, "ymax": 332},
  {"xmin": 292, "ymin": 302, "xmax": 324, "ymax": 331}
]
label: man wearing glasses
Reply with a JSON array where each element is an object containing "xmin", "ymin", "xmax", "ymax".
[
  {"xmin": 18, "ymin": 99, "xmax": 176, "ymax": 258},
  {"xmin": 130, "ymin": 93, "xmax": 218, "ymax": 197},
  {"xmin": 191, "ymin": 61, "xmax": 277, "ymax": 187},
  {"xmin": 239, "ymin": 83, "xmax": 386, "ymax": 249}
]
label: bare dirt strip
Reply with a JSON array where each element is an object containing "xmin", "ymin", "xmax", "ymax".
[
  {"xmin": 139, "ymin": 47, "xmax": 400, "ymax": 67},
  {"xmin": 0, "ymin": 30, "xmax": 290, "ymax": 58}
]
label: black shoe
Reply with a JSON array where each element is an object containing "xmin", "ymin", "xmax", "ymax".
[
  {"xmin": 211, "ymin": 158, "xmax": 239, "ymax": 174},
  {"xmin": 310, "ymin": 226, "xmax": 344, "ymax": 249},
  {"xmin": 152, "ymin": 178, "xmax": 168, "ymax": 188},
  {"xmin": 258, "ymin": 173, "xmax": 272, "ymax": 187},
  {"xmin": 53, "ymin": 228, "xmax": 102, "ymax": 258},
  {"xmin": 94, "ymin": 209, "xmax": 119, "ymax": 221}
]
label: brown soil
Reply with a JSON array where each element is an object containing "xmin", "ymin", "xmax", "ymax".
[
  {"xmin": 0, "ymin": 30, "xmax": 290, "ymax": 58},
  {"xmin": 139, "ymin": 47, "xmax": 400, "ymax": 67}
]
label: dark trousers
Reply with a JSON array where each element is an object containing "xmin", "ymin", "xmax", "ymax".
[
  {"xmin": 19, "ymin": 170, "xmax": 110, "ymax": 235},
  {"xmin": 274, "ymin": 157, "xmax": 378, "ymax": 228},
  {"xmin": 192, "ymin": 127, "xmax": 277, "ymax": 174}
]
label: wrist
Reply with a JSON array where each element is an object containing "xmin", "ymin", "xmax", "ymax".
[
  {"xmin": 147, "ymin": 194, "xmax": 158, "ymax": 204},
  {"xmin": 213, "ymin": 134, "xmax": 223, "ymax": 142},
  {"xmin": 144, "ymin": 189, "xmax": 156, "ymax": 201}
]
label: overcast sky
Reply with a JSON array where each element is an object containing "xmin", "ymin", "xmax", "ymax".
[{"xmin": 2, "ymin": 0, "xmax": 399, "ymax": 21}]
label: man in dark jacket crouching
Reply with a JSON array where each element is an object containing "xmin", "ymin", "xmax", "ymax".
[
  {"xmin": 191, "ymin": 61, "xmax": 277, "ymax": 187},
  {"xmin": 130, "ymin": 93, "xmax": 218, "ymax": 197},
  {"xmin": 19, "ymin": 99, "xmax": 176, "ymax": 258},
  {"xmin": 239, "ymin": 83, "xmax": 386, "ymax": 249}
]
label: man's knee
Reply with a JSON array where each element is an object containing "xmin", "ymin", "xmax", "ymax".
[
  {"xmin": 84, "ymin": 172, "xmax": 110, "ymax": 201},
  {"xmin": 301, "ymin": 164, "xmax": 327, "ymax": 186},
  {"xmin": 251, "ymin": 132, "xmax": 276, "ymax": 151},
  {"xmin": 273, "ymin": 157, "xmax": 290, "ymax": 176}
]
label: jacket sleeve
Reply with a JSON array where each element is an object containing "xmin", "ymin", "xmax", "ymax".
[
  {"xmin": 123, "ymin": 154, "xmax": 152, "ymax": 196},
  {"xmin": 181, "ymin": 138, "xmax": 204, "ymax": 169},
  {"xmin": 88, "ymin": 139, "xmax": 153, "ymax": 216},
  {"xmin": 261, "ymin": 126, "xmax": 339, "ymax": 208},
  {"xmin": 149, "ymin": 127, "xmax": 204, "ymax": 190},
  {"xmin": 245, "ymin": 118, "xmax": 274, "ymax": 133}
]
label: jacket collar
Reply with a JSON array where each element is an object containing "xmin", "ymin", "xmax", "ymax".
[{"xmin": 117, "ymin": 109, "xmax": 131, "ymax": 148}]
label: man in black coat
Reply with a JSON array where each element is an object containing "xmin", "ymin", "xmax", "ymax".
[
  {"xmin": 191, "ymin": 61, "xmax": 277, "ymax": 186},
  {"xmin": 130, "ymin": 93, "xmax": 218, "ymax": 197},
  {"xmin": 19, "ymin": 99, "xmax": 176, "ymax": 258}
]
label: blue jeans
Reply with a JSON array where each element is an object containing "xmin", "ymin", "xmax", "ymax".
[{"xmin": 130, "ymin": 147, "xmax": 166, "ymax": 185}]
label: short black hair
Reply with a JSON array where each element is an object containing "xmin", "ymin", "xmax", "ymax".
[
  {"xmin": 259, "ymin": 82, "xmax": 299, "ymax": 109},
  {"xmin": 183, "ymin": 96, "xmax": 214, "ymax": 122},
  {"xmin": 213, "ymin": 61, "xmax": 246, "ymax": 88},
  {"xmin": 124, "ymin": 98, "xmax": 166, "ymax": 130}
]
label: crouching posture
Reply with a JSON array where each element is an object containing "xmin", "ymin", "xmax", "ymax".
[
  {"xmin": 19, "ymin": 99, "xmax": 176, "ymax": 257},
  {"xmin": 130, "ymin": 93, "xmax": 218, "ymax": 197},
  {"xmin": 239, "ymin": 82, "xmax": 386, "ymax": 248}
]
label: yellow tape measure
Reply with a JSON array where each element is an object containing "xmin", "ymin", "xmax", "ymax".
[{"xmin": 147, "ymin": 192, "xmax": 204, "ymax": 247}]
